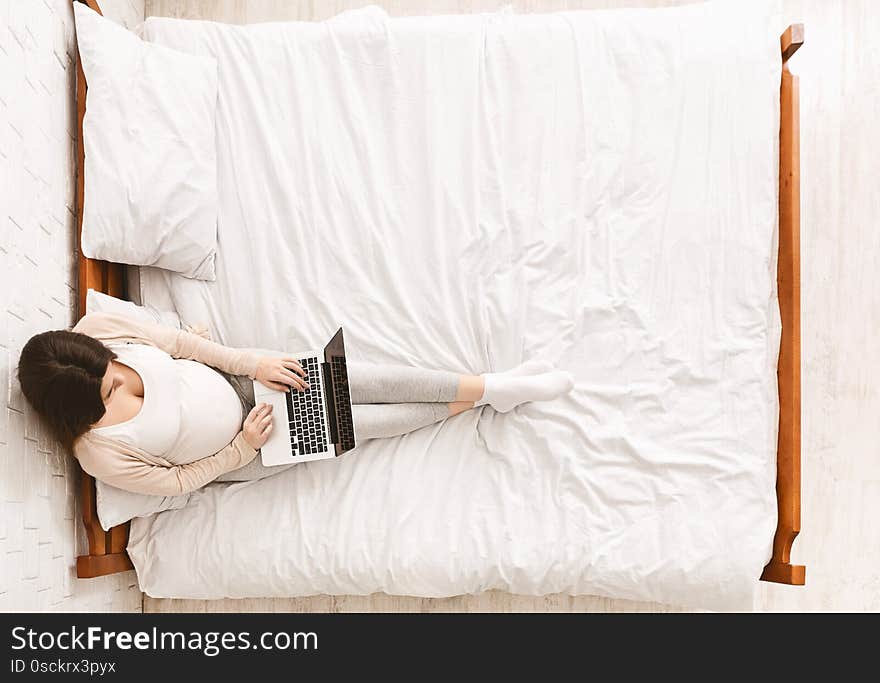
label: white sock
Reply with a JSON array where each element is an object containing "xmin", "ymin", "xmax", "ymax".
[{"xmin": 475, "ymin": 363, "xmax": 575, "ymax": 413}]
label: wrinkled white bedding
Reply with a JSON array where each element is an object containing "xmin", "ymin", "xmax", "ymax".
[{"xmin": 130, "ymin": 0, "xmax": 782, "ymax": 610}]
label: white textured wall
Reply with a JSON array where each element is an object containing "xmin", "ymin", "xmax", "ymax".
[{"xmin": 0, "ymin": 0, "xmax": 143, "ymax": 612}]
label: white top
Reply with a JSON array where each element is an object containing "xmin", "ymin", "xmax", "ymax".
[{"xmin": 93, "ymin": 343, "xmax": 244, "ymax": 465}]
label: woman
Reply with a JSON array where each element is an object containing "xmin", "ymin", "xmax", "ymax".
[{"xmin": 17, "ymin": 311, "xmax": 574, "ymax": 497}]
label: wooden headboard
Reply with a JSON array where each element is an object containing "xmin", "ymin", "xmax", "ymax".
[
  {"xmin": 74, "ymin": 0, "xmax": 132, "ymax": 578},
  {"xmin": 71, "ymin": 0, "xmax": 805, "ymax": 585}
]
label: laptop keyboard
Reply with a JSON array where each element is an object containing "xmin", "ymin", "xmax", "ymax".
[
  {"xmin": 331, "ymin": 355, "xmax": 356, "ymax": 451},
  {"xmin": 285, "ymin": 356, "xmax": 327, "ymax": 455}
]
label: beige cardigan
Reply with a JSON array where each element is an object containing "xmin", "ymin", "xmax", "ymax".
[{"xmin": 71, "ymin": 311, "xmax": 262, "ymax": 497}]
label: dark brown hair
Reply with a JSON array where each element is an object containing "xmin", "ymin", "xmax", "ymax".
[{"xmin": 17, "ymin": 330, "xmax": 117, "ymax": 450}]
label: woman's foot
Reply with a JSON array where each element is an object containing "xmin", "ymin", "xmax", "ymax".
[{"xmin": 475, "ymin": 363, "xmax": 574, "ymax": 413}]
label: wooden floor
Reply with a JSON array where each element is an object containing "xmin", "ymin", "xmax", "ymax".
[{"xmin": 142, "ymin": 0, "xmax": 880, "ymax": 613}]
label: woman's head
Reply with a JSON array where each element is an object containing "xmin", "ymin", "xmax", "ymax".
[{"xmin": 17, "ymin": 330, "xmax": 117, "ymax": 450}]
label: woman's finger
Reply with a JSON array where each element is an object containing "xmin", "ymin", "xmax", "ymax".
[
  {"xmin": 281, "ymin": 356, "xmax": 305, "ymax": 372},
  {"xmin": 280, "ymin": 368, "xmax": 308, "ymax": 389},
  {"xmin": 281, "ymin": 359, "xmax": 306, "ymax": 376},
  {"xmin": 277, "ymin": 371, "xmax": 306, "ymax": 391},
  {"xmin": 249, "ymin": 403, "xmax": 270, "ymax": 421},
  {"xmin": 260, "ymin": 420, "xmax": 273, "ymax": 436}
]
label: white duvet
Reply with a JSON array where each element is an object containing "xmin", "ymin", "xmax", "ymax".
[{"xmin": 128, "ymin": 0, "xmax": 782, "ymax": 610}]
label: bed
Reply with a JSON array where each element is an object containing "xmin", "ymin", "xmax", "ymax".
[{"xmin": 71, "ymin": 0, "xmax": 804, "ymax": 610}]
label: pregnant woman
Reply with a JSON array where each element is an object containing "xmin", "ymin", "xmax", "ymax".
[{"xmin": 17, "ymin": 311, "xmax": 574, "ymax": 497}]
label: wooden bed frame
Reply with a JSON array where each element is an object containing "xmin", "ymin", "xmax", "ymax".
[{"xmin": 71, "ymin": 0, "xmax": 806, "ymax": 586}]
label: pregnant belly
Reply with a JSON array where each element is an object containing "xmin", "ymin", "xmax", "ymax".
[{"xmin": 165, "ymin": 360, "xmax": 245, "ymax": 465}]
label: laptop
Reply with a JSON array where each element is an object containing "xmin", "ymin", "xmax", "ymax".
[{"xmin": 254, "ymin": 327, "xmax": 357, "ymax": 465}]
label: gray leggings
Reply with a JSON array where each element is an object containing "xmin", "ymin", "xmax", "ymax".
[{"xmin": 216, "ymin": 362, "xmax": 460, "ymax": 482}]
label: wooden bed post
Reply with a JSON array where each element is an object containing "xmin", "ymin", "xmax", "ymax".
[
  {"xmin": 73, "ymin": 0, "xmax": 134, "ymax": 579},
  {"xmin": 761, "ymin": 24, "xmax": 805, "ymax": 586}
]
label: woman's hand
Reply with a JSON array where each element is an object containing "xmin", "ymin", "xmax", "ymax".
[
  {"xmin": 242, "ymin": 403, "xmax": 274, "ymax": 450},
  {"xmin": 255, "ymin": 356, "xmax": 309, "ymax": 393}
]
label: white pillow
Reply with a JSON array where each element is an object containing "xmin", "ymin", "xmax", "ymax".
[
  {"xmin": 86, "ymin": 288, "xmax": 181, "ymax": 330},
  {"xmin": 85, "ymin": 289, "xmax": 191, "ymax": 529},
  {"xmin": 73, "ymin": 3, "xmax": 219, "ymax": 280},
  {"xmin": 96, "ymin": 484, "xmax": 191, "ymax": 531}
]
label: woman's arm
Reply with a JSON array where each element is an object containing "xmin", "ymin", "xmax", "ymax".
[
  {"xmin": 77, "ymin": 432, "xmax": 258, "ymax": 497},
  {"xmin": 72, "ymin": 311, "xmax": 261, "ymax": 378}
]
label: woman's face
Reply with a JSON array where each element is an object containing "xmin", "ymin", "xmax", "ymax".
[{"xmin": 99, "ymin": 360, "xmax": 125, "ymax": 410}]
